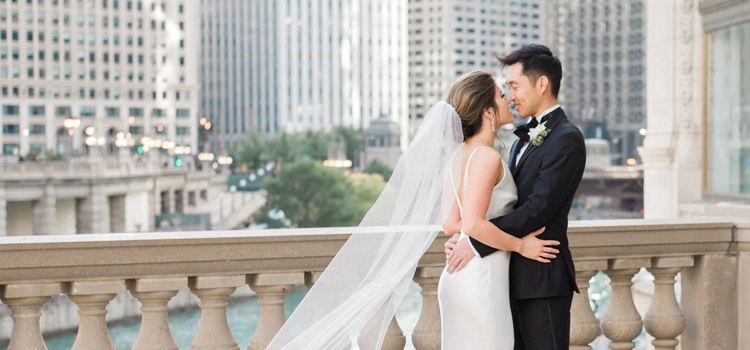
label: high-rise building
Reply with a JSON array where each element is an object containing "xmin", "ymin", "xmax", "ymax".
[
  {"xmin": 408, "ymin": 0, "xmax": 545, "ymax": 134},
  {"xmin": 200, "ymin": 1, "xmax": 409, "ymax": 154},
  {"xmin": 0, "ymin": 0, "xmax": 200, "ymax": 159},
  {"xmin": 546, "ymin": 0, "xmax": 646, "ymax": 165}
]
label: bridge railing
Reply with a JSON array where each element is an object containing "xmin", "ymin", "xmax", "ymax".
[{"xmin": 0, "ymin": 219, "xmax": 746, "ymax": 349}]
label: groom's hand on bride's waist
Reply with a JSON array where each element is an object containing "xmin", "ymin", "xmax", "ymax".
[{"xmin": 445, "ymin": 235, "xmax": 475, "ymax": 274}]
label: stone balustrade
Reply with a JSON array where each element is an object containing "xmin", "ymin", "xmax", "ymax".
[{"xmin": 0, "ymin": 219, "xmax": 746, "ymax": 349}]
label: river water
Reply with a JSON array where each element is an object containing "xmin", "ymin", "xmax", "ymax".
[
  {"xmin": 36, "ymin": 283, "xmax": 424, "ymax": 350},
  {"xmin": 18, "ymin": 275, "xmax": 642, "ymax": 350}
]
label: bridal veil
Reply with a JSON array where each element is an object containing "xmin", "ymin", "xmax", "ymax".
[{"xmin": 266, "ymin": 101, "xmax": 463, "ymax": 350}]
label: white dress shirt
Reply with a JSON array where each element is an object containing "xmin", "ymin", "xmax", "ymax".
[{"xmin": 515, "ymin": 104, "xmax": 560, "ymax": 167}]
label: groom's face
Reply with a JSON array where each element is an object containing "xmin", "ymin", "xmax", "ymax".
[{"xmin": 505, "ymin": 63, "xmax": 542, "ymax": 118}]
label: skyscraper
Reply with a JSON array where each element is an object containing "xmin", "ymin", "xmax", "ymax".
[
  {"xmin": 408, "ymin": 0, "xmax": 546, "ymax": 134},
  {"xmin": 200, "ymin": 1, "xmax": 409, "ymax": 154},
  {"xmin": 0, "ymin": 0, "xmax": 200, "ymax": 159},
  {"xmin": 546, "ymin": 0, "xmax": 646, "ymax": 165}
]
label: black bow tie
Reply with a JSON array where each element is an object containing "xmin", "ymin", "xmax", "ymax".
[{"xmin": 513, "ymin": 115, "xmax": 549, "ymax": 142}]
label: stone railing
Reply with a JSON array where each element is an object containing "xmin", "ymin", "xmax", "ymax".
[{"xmin": 0, "ymin": 219, "xmax": 746, "ymax": 349}]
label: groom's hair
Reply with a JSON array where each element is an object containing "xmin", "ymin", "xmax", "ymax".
[{"xmin": 497, "ymin": 44, "xmax": 562, "ymax": 98}]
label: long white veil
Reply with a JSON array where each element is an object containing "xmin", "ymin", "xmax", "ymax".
[{"xmin": 266, "ymin": 101, "xmax": 463, "ymax": 350}]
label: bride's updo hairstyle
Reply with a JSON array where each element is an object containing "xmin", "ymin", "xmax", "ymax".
[{"xmin": 446, "ymin": 70, "xmax": 499, "ymax": 140}]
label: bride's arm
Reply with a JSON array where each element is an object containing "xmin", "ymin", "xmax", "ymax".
[
  {"xmin": 461, "ymin": 150, "xmax": 558, "ymax": 258},
  {"xmin": 442, "ymin": 200, "xmax": 462, "ymax": 235}
]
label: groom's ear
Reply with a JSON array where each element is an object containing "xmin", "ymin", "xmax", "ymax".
[{"xmin": 537, "ymin": 75, "xmax": 550, "ymax": 95}]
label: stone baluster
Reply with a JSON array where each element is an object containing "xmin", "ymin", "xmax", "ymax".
[
  {"xmin": 382, "ymin": 317, "xmax": 407, "ymax": 350},
  {"xmin": 570, "ymin": 260, "xmax": 607, "ymax": 350},
  {"xmin": 411, "ymin": 266, "xmax": 443, "ymax": 350},
  {"xmin": 0, "ymin": 283, "xmax": 61, "ymax": 350},
  {"xmin": 247, "ymin": 273, "xmax": 303, "ymax": 350},
  {"xmin": 304, "ymin": 271, "xmax": 321, "ymax": 289},
  {"xmin": 644, "ymin": 257, "xmax": 694, "ymax": 350},
  {"xmin": 65, "ymin": 280, "xmax": 126, "ymax": 350},
  {"xmin": 127, "ymin": 277, "xmax": 188, "ymax": 350},
  {"xmin": 189, "ymin": 275, "xmax": 245, "ymax": 350},
  {"xmin": 601, "ymin": 259, "xmax": 650, "ymax": 350}
]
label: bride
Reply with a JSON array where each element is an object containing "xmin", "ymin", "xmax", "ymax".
[
  {"xmin": 266, "ymin": 70, "xmax": 558, "ymax": 350},
  {"xmin": 438, "ymin": 70, "xmax": 559, "ymax": 349}
]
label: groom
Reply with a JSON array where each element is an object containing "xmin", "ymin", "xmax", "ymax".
[{"xmin": 446, "ymin": 44, "xmax": 586, "ymax": 350}]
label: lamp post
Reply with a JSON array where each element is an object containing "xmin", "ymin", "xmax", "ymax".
[{"xmin": 63, "ymin": 117, "xmax": 81, "ymax": 157}]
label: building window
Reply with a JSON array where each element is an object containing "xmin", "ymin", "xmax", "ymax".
[
  {"xmin": 3, "ymin": 124, "xmax": 20, "ymax": 134},
  {"xmin": 129, "ymin": 126, "xmax": 144, "ymax": 135},
  {"xmin": 175, "ymin": 108, "xmax": 189, "ymax": 118},
  {"xmin": 56, "ymin": 106, "xmax": 72, "ymax": 117},
  {"xmin": 129, "ymin": 107, "xmax": 144, "ymax": 117},
  {"xmin": 707, "ymin": 21, "xmax": 750, "ymax": 194},
  {"xmin": 2, "ymin": 105, "xmax": 19, "ymax": 115},
  {"xmin": 3, "ymin": 144, "xmax": 19, "ymax": 155},
  {"xmin": 105, "ymin": 107, "xmax": 120, "ymax": 117},
  {"xmin": 80, "ymin": 106, "xmax": 95, "ymax": 117},
  {"xmin": 29, "ymin": 105, "xmax": 45, "ymax": 115},
  {"xmin": 29, "ymin": 124, "xmax": 45, "ymax": 135}
]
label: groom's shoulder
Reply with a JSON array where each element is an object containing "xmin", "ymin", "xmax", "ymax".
[
  {"xmin": 561, "ymin": 119, "xmax": 584, "ymax": 138},
  {"xmin": 550, "ymin": 120, "xmax": 585, "ymax": 151}
]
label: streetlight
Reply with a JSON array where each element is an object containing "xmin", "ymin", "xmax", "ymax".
[{"xmin": 63, "ymin": 117, "xmax": 81, "ymax": 156}]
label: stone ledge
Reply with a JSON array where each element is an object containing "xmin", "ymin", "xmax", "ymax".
[{"xmin": 0, "ymin": 220, "xmax": 735, "ymax": 285}]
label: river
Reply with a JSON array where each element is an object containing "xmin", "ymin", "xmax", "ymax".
[{"xmin": 29, "ymin": 283, "xmax": 424, "ymax": 350}]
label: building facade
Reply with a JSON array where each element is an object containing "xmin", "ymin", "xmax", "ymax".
[
  {"xmin": 640, "ymin": 0, "xmax": 750, "ymax": 218},
  {"xmin": 546, "ymin": 0, "xmax": 647, "ymax": 165},
  {"xmin": 0, "ymin": 0, "xmax": 200, "ymax": 159},
  {"xmin": 200, "ymin": 0, "xmax": 409, "ymax": 154},
  {"xmin": 407, "ymin": 0, "xmax": 545, "ymax": 135}
]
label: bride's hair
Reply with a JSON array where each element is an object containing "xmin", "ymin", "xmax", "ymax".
[{"xmin": 446, "ymin": 70, "xmax": 500, "ymax": 141}]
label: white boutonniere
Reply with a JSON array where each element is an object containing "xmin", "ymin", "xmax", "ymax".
[{"xmin": 528, "ymin": 124, "xmax": 552, "ymax": 147}]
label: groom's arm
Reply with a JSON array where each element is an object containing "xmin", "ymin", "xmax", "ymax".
[{"xmin": 470, "ymin": 130, "xmax": 586, "ymax": 258}]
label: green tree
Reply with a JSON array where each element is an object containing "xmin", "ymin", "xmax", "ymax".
[
  {"xmin": 348, "ymin": 172, "xmax": 387, "ymax": 219},
  {"xmin": 334, "ymin": 127, "xmax": 364, "ymax": 168},
  {"xmin": 364, "ymin": 160, "xmax": 394, "ymax": 181},
  {"xmin": 259, "ymin": 161, "xmax": 355, "ymax": 227},
  {"xmin": 230, "ymin": 129, "xmax": 268, "ymax": 171},
  {"xmin": 256, "ymin": 160, "xmax": 386, "ymax": 228},
  {"xmin": 231, "ymin": 128, "xmax": 364, "ymax": 172}
]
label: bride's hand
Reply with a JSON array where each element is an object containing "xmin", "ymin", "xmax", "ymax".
[{"xmin": 519, "ymin": 227, "xmax": 560, "ymax": 263}]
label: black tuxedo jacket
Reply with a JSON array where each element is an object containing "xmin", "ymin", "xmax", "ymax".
[{"xmin": 470, "ymin": 108, "xmax": 585, "ymax": 300}]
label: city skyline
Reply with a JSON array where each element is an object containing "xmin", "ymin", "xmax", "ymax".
[
  {"xmin": 408, "ymin": 0, "xmax": 545, "ymax": 136},
  {"xmin": 0, "ymin": 0, "xmax": 647, "ymax": 164},
  {"xmin": 200, "ymin": 0, "xmax": 409, "ymax": 155},
  {"xmin": 546, "ymin": 0, "xmax": 647, "ymax": 165},
  {"xmin": 0, "ymin": 0, "xmax": 200, "ymax": 159}
]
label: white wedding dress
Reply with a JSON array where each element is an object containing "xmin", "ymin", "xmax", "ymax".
[{"xmin": 437, "ymin": 146, "xmax": 518, "ymax": 350}]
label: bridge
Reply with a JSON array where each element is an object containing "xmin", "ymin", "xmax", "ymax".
[{"xmin": 577, "ymin": 165, "xmax": 644, "ymax": 212}]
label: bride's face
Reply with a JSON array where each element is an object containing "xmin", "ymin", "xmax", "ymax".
[{"xmin": 492, "ymin": 85, "xmax": 514, "ymax": 126}]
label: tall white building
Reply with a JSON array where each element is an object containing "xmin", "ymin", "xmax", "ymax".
[
  {"xmin": 408, "ymin": 0, "xmax": 545, "ymax": 130},
  {"xmin": 546, "ymin": 0, "xmax": 646, "ymax": 165},
  {"xmin": 200, "ymin": 1, "xmax": 409, "ymax": 154},
  {"xmin": 0, "ymin": 0, "xmax": 200, "ymax": 159}
]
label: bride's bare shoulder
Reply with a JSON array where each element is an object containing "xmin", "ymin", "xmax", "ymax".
[{"xmin": 467, "ymin": 147, "xmax": 502, "ymax": 176}]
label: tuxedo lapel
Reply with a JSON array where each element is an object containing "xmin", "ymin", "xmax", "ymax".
[
  {"xmin": 509, "ymin": 139, "xmax": 520, "ymax": 174},
  {"xmin": 514, "ymin": 144, "xmax": 538, "ymax": 174},
  {"xmin": 513, "ymin": 108, "xmax": 567, "ymax": 175}
]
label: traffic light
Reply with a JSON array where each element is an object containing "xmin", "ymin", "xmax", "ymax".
[
  {"xmin": 137, "ymin": 146, "xmax": 144, "ymax": 154},
  {"xmin": 175, "ymin": 158, "xmax": 182, "ymax": 166}
]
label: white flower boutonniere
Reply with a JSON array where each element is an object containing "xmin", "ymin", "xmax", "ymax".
[{"xmin": 528, "ymin": 124, "xmax": 552, "ymax": 147}]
